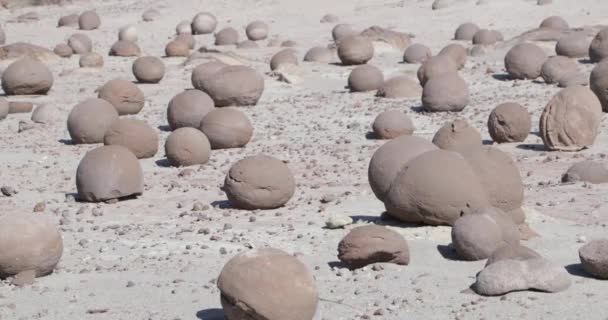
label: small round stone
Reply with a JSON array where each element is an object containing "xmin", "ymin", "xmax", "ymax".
[
  {"xmin": 191, "ymin": 61, "xmax": 227, "ymax": 91},
  {"xmin": 142, "ymin": 9, "xmax": 160, "ymax": 22},
  {"xmin": 540, "ymin": 16, "xmax": 569, "ymax": 30},
  {"xmin": 488, "ymin": 102, "xmax": 531, "ymax": 143},
  {"xmin": 246, "ymin": 21, "xmax": 269, "ymax": 41},
  {"xmin": 191, "ymin": 12, "xmax": 217, "ymax": 35},
  {"xmin": 1, "ymin": 58, "xmax": 53, "ymax": 95},
  {"xmin": 215, "ymin": 27, "xmax": 239, "ymax": 46},
  {"xmin": 165, "ymin": 40, "xmax": 190, "ymax": 57},
  {"xmin": 455, "ymin": 22, "xmax": 480, "ymax": 41},
  {"xmin": 504, "ymin": 43, "xmax": 548, "ymax": 80},
  {"xmin": 472, "ymin": 29, "xmax": 499, "ymax": 45},
  {"xmin": 348, "ymin": 64, "xmax": 384, "ymax": 92},
  {"xmin": 376, "ymin": 76, "xmax": 422, "ymax": 99},
  {"xmin": 97, "ymin": 79, "xmax": 145, "ymax": 115},
  {"xmin": 118, "ymin": 25, "xmax": 137, "ymax": 42},
  {"xmin": 579, "ymin": 239, "xmax": 608, "ymax": 279},
  {"xmin": 68, "ymin": 33, "xmax": 92, "ymax": 54},
  {"xmin": 167, "ymin": 90, "xmax": 215, "ymax": 130},
  {"xmin": 432, "ymin": 119, "xmax": 481, "ymax": 150},
  {"xmin": 588, "ymin": 27, "xmax": 608, "ymax": 63},
  {"xmin": 109, "ymin": 40, "xmax": 141, "ymax": 57},
  {"xmin": 67, "ymin": 98, "xmax": 119, "ymax": 144},
  {"xmin": 132, "ymin": 56, "xmax": 165, "ymax": 83},
  {"xmin": 555, "ymin": 32, "xmax": 590, "ymax": 58},
  {"xmin": 337, "ymin": 35, "xmax": 374, "ymax": 65},
  {"xmin": 200, "ymin": 65, "xmax": 264, "ymax": 107},
  {"xmin": 53, "ymin": 43, "xmax": 73, "ymax": 58},
  {"xmin": 270, "ymin": 49, "xmax": 298, "ymax": 71},
  {"xmin": 104, "ymin": 118, "xmax": 159, "ymax": 159},
  {"xmin": 372, "ymin": 110, "xmax": 415, "ymax": 139},
  {"xmin": 303, "ymin": 46, "xmax": 333, "ymax": 63},
  {"xmin": 422, "ymin": 73, "xmax": 469, "ymax": 112},
  {"xmin": 200, "ymin": 107, "xmax": 253, "ymax": 149},
  {"xmin": 165, "ymin": 127, "xmax": 211, "ymax": 167},
  {"xmin": 403, "ymin": 43, "xmax": 431, "ymax": 64},
  {"xmin": 79, "ymin": 52, "xmax": 103, "ymax": 68},
  {"xmin": 79, "ymin": 10, "xmax": 100, "ymax": 30}
]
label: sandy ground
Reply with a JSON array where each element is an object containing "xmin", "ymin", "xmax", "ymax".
[{"xmin": 1, "ymin": 0, "xmax": 608, "ymax": 319}]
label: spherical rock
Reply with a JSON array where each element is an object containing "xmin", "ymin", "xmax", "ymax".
[
  {"xmin": 142, "ymin": 9, "xmax": 160, "ymax": 22},
  {"xmin": 53, "ymin": 43, "xmax": 73, "ymax": 58},
  {"xmin": 215, "ymin": 27, "xmax": 239, "ymax": 46},
  {"xmin": 457, "ymin": 146, "xmax": 524, "ymax": 216},
  {"xmin": 488, "ymin": 102, "xmax": 531, "ymax": 143},
  {"xmin": 562, "ymin": 160, "xmax": 608, "ymax": 184},
  {"xmin": 541, "ymin": 56, "xmax": 577, "ymax": 84},
  {"xmin": 68, "ymin": 33, "xmax": 92, "ymax": 54},
  {"xmin": 1, "ymin": 58, "xmax": 53, "ymax": 95},
  {"xmin": 98, "ymin": 79, "xmax": 144, "ymax": 115},
  {"xmin": 368, "ymin": 135, "xmax": 438, "ymax": 201},
  {"xmin": 452, "ymin": 208, "xmax": 520, "ymax": 261},
  {"xmin": 485, "ymin": 244, "xmax": 542, "ymax": 267},
  {"xmin": 416, "ymin": 54, "xmax": 458, "ymax": 85},
  {"xmin": 165, "ymin": 40, "xmax": 190, "ymax": 57},
  {"xmin": 175, "ymin": 34, "xmax": 195, "ymax": 49},
  {"xmin": 473, "ymin": 29, "xmax": 499, "ymax": 45},
  {"xmin": 337, "ymin": 35, "xmax": 374, "ymax": 65},
  {"xmin": 76, "ymin": 145, "xmax": 143, "ymax": 202},
  {"xmin": 588, "ymin": 28, "xmax": 608, "ymax": 63},
  {"xmin": 579, "ymin": 239, "xmax": 608, "ymax": 279},
  {"xmin": 79, "ymin": 10, "xmax": 100, "ymax": 30},
  {"xmin": 176, "ymin": 20, "xmax": 192, "ymax": 35},
  {"xmin": 303, "ymin": 46, "xmax": 333, "ymax": 63},
  {"xmin": 504, "ymin": 43, "xmax": 548, "ymax": 80},
  {"xmin": 167, "ymin": 90, "xmax": 215, "ymax": 130},
  {"xmin": 422, "ymin": 73, "xmax": 469, "ymax": 112},
  {"xmin": 348, "ymin": 64, "xmax": 384, "ymax": 92},
  {"xmin": 200, "ymin": 107, "xmax": 253, "ymax": 149},
  {"xmin": 455, "ymin": 22, "xmax": 480, "ymax": 41},
  {"xmin": 118, "ymin": 25, "xmax": 137, "ymax": 42},
  {"xmin": 438, "ymin": 43, "xmax": 467, "ymax": 69},
  {"xmin": 0, "ymin": 213, "xmax": 62, "ymax": 278},
  {"xmin": 200, "ymin": 65, "xmax": 264, "ymax": 107},
  {"xmin": 79, "ymin": 52, "xmax": 103, "ymax": 68},
  {"xmin": 338, "ymin": 225, "xmax": 410, "ymax": 269},
  {"xmin": 372, "ymin": 110, "xmax": 414, "ymax": 139},
  {"xmin": 590, "ymin": 60, "xmax": 608, "ymax": 111},
  {"xmin": 246, "ymin": 21, "xmax": 269, "ymax": 41},
  {"xmin": 165, "ymin": 128, "xmax": 211, "ymax": 167},
  {"xmin": 540, "ymin": 86, "xmax": 602, "ymax": 151},
  {"xmin": 132, "ymin": 56, "xmax": 165, "ymax": 83},
  {"xmin": 191, "ymin": 12, "xmax": 217, "ymax": 35},
  {"xmin": 402, "ymin": 43, "xmax": 431, "ymax": 64},
  {"xmin": 559, "ymin": 71, "xmax": 588, "ymax": 88},
  {"xmin": 384, "ymin": 149, "xmax": 490, "ymax": 225},
  {"xmin": 432, "ymin": 119, "xmax": 481, "ymax": 150},
  {"xmin": 31, "ymin": 104, "xmax": 59, "ymax": 124},
  {"xmin": 104, "ymin": 119, "xmax": 158, "ymax": 159},
  {"xmin": 0, "ymin": 98, "xmax": 8, "ymax": 120},
  {"xmin": 332, "ymin": 24, "xmax": 357, "ymax": 42},
  {"xmin": 540, "ymin": 16, "xmax": 569, "ymax": 30},
  {"xmin": 191, "ymin": 61, "xmax": 227, "ymax": 90},
  {"xmin": 270, "ymin": 49, "xmax": 298, "ymax": 71},
  {"xmin": 217, "ymin": 248, "xmax": 318, "ymax": 320},
  {"xmin": 555, "ymin": 32, "xmax": 590, "ymax": 58},
  {"xmin": 67, "ymin": 98, "xmax": 119, "ymax": 144},
  {"xmin": 376, "ymin": 76, "xmax": 422, "ymax": 98},
  {"xmin": 58, "ymin": 14, "xmax": 79, "ymax": 27},
  {"xmin": 224, "ymin": 155, "xmax": 295, "ymax": 210},
  {"xmin": 109, "ymin": 40, "xmax": 141, "ymax": 57}
]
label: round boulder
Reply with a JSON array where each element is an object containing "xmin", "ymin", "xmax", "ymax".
[
  {"xmin": 1, "ymin": 58, "xmax": 53, "ymax": 95},
  {"xmin": 68, "ymin": 33, "xmax": 92, "ymax": 54},
  {"xmin": 199, "ymin": 107, "xmax": 253, "ymax": 149},
  {"xmin": 589, "ymin": 60, "xmax": 608, "ymax": 112},
  {"xmin": 332, "ymin": 24, "xmax": 357, "ymax": 42},
  {"xmin": 191, "ymin": 61, "xmax": 227, "ymax": 90},
  {"xmin": 539, "ymin": 16, "xmax": 569, "ymax": 30},
  {"xmin": 504, "ymin": 43, "xmax": 548, "ymax": 80},
  {"xmin": 79, "ymin": 10, "xmax": 100, "ymax": 30},
  {"xmin": 215, "ymin": 27, "xmax": 239, "ymax": 46},
  {"xmin": 579, "ymin": 239, "xmax": 608, "ymax": 279},
  {"xmin": 303, "ymin": 46, "xmax": 333, "ymax": 63},
  {"xmin": 541, "ymin": 56, "xmax": 577, "ymax": 84},
  {"xmin": 485, "ymin": 244, "xmax": 542, "ymax": 266},
  {"xmin": 562, "ymin": 160, "xmax": 608, "ymax": 184},
  {"xmin": 556, "ymin": 32, "xmax": 591, "ymax": 58},
  {"xmin": 473, "ymin": 29, "xmax": 499, "ymax": 45},
  {"xmin": 200, "ymin": 65, "xmax": 264, "ymax": 107},
  {"xmin": 372, "ymin": 110, "xmax": 415, "ymax": 139},
  {"xmin": 165, "ymin": 128, "xmax": 211, "ymax": 167},
  {"xmin": 337, "ymin": 35, "xmax": 374, "ymax": 65},
  {"xmin": 224, "ymin": 155, "xmax": 295, "ymax": 210},
  {"xmin": 53, "ymin": 43, "xmax": 73, "ymax": 58},
  {"xmin": 109, "ymin": 40, "xmax": 141, "ymax": 57},
  {"xmin": 488, "ymin": 102, "xmax": 531, "ymax": 143},
  {"xmin": 348, "ymin": 64, "xmax": 384, "ymax": 92},
  {"xmin": 422, "ymin": 73, "xmax": 469, "ymax": 112},
  {"xmin": 118, "ymin": 25, "xmax": 137, "ymax": 42},
  {"xmin": 97, "ymin": 79, "xmax": 145, "ymax": 115},
  {"xmin": 432, "ymin": 119, "xmax": 481, "ymax": 150},
  {"xmin": 455, "ymin": 22, "xmax": 480, "ymax": 41},
  {"xmin": 417, "ymin": 54, "xmax": 458, "ymax": 86},
  {"xmin": 67, "ymin": 98, "xmax": 119, "ymax": 144},
  {"xmin": 58, "ymin": 14, "xmax": 79, "ymax": 27},
  {"xmin": 132, "ymin": 56, "xmax": 165, "ymax": 83},
  {"xmin": 376, "ymin": 76, "xmax": 422, "ymax": 99},
  {"xmin": 167, "ymin": 90, "xmax": 215, "ymax": 130},
  {"xmin": 192, "ymin": 12, "xmax": 217, "ymax": 35},
  {"xmin": 338, "ymin": 225, "xmax": 410, "ymax": 269},
  {"xmin": 402, "ymin": 43, "xmax": 431, "ymax": 64},
  {"xmin": 270, "ymin": 49, "xmax": 298, "ymax": 71},
  {"xmin": 246, "ymin": 21, "xmax": 269, "ymax": 41},
  {"xmin": 588, "ymin": 28, "xmax": 608, "ymax": 63},
  {"xmin": 438, "ymin": 43, "xmax": 467, "ymax": 69},
  {"xmin": 104, "ymin": 119, "xmax": 158, "ymax": 159},
  {"xmin": 142, "ymin": 9, "xmax": 160, "ymax": 22}
]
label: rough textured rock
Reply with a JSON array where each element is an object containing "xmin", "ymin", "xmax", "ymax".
[
  {"xmin": 348, "ymin": 64, "xmax": 384, "ymax": 92},
  {"xmin": 485, "ymin": 244, "xmax": 542, "ymax": 267},
  {"xmin": 76, "ymin": 145, "xmax": 143, "ymax": 202},
  {"xmin": 337, "ymin": 35, "xmax": 374, "ymax": 65},
  {"xmin": 376, "ymin": 76, "xmax": 422, "ymax": 98},
  {"xmin": 199, "ymin": 107, "xmax": 253, "ymax": 149},
  {"xmin": 68, "ymin": 34, "xmax": 92, "ymax": 54},
  {"xmin": 165, "ymin": 127, "xmax": 211, "ymax": 167},
  {"xmin": 200, "ymin": 65, "xmax": 264, "ymax": 107},
  {"xmin": 451, "ymin": 208, "xmax": 520, "ymax": 261},
  {"xmin": 562, "ymin": 161, "xmax": 608, "ymax": 184},
  {"xmin": 372, "ymin": 110, "xmax": 415, "ymax": 139},
  {"xmin": 303, "ymin": 46, "xmax": 333, "ymax": 63},
  {"xmin": 402, "ymin": 43, "xmax": 431, "ymax": 64},
  {"xmin": 579, "ymin": 239, "xmax": 608, "ymax": 279},
  {"xmin": 270, "ymin": 48, "xmax": 298, "ymax": 71},
  {"xmin": 246, "ymin": 21, "xmax": 269, "ymax": 41},
  {"xmin": 368, "ymin": 135, "xmax": 438, "ymax": 201},
  {"xmin": 67, "ymin": 98, "xmax": 119, "ymax": 144},
  {"xmin": 589, "ymin": 27, "xmax": 608, "ymax": 63},
  {"xmin": 191, "ymin": 12, "xmax": 217, "ymax": 35},
  {"xmin": 555, "ymin": 32, "xmax": 590, "ymax": 58},
  {"xmin": 590, "ymin": 60, "xmax": 608, "ymax": 112},
  {"xmin": 338, "ymin": 225, "xmax": 410, "ymax": 269},
  {"xmin": 384, "ymin": 149, "xmax": 490, "ymax": 225},
  {"xmin": 79, "ymin": 10, "xmax": 100, "ymax": 30},
  {"xmin": 132, "ymin": 56, "xmax": 165, "ymax": 83},
  {"xmin": 474, "ymin": 258, "xmax": 571, "ymax": 296},
  {"xmin": 540, "ymin": 86, "xmax": 602, "ymax": 151},
  {"xmin": 417, "ymin": 54, "xmax": 458, "ymax": 86},
  {"xmin": 422, "ymin": 73, "xmax": 469, "ymax": 112},
  {"xmin": 454, "ymin": 22, "xmax": 480, "ymax": 41},
  {"xmin": 104, "ymin": 119, "xmax": 159, "ymax": 159},
  {"xmin": 1, "ymin": 57, "xmax": 53, "ymax": 95},
  {"xmin": 109, "ymin": 40, "xmax": 141, "ymax": 57},
  {"xmin": 118, "ymin": 25, "xmax": 137, "ymax": 42},
  {"xmin": 167, "ymin": 90, "xmax": 215, "ymax": 130},
  {"xmin": 215, "ymin": 27, "xmax": 239, "ymax": 46},
  {"xmin": 224, "ymin": 155, "xmax": 295, "ymax": 210},
  {"xmin": 217, "ymin": 248, "xmax": 318, "ymax": 320},
  {"xmin": 432, "ymin": 119, "xmax": 481, "ymax": 150},
  {"xmin": 541, "ymin": 56, "xmax": 577, "ymax": 84},
  {"xmin": 504, "ymin": 43, "xmax": 548, "ymax": 80},
  {"xmin": 487, "ymin": 102, "xmax": 531, "ymax": 143},
  {"xmin": 79, "ymin": 52, "xmax": 103, "ymax": 68},
  {"xmin": 0, "ymin": 213, "xmax": 63, "ymax": 278},
  {"xmin": 98, "ymin": 79, "xmax": 144, "ymax": 115}
]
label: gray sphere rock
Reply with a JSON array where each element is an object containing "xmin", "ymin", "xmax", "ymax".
[
  {"xmin": 68, "ymin": 33, "xmax": 92, "ymax": 54},
  {"xmin": 67, "ymin": 98, "xmax": 119, "ymax": 144},
  {"xmin": 589, "ymin": 60, "xmax": 608, "ymax": 112},
  {"xmin": 224, "ymin": 155, "xmax": 295, "ymax": 210},
  {"xmin": 303, "ymin": 46, "xmax": 333, "ymax": 63},
  {"xmin": 53, "ymin": 43, "xmax": 73, "ymax": 58},
  {"xmin": 320, "ymin": 14, "xmax": 339, "ymax": 24},
  {"xmin": 541, "ymin": 56, "xmax": 577, "ymax": 84},
  {"xmin": 403, "ymin": 43, "xmax": 431, "ymax": 64},
  {"xmin": 579, "ymin": 239, "xmax": 608, "ymax": 279},
  {"xmin": 1, "ymin": 58, "xmax": 53, "ymax": 95},
  {"xmin": 200, "ymin": 107, "xmax": 253, "ymax": 149},
  {"xmin": 167, "ymin": 90, "xmax": 215, "ymax": 130},
  {"xmin": 270, "ymin": 49, "xmax": 298, "ymax": 71},
  {"xmin": 175, "ymin": 34, "xmax": 196, "ymax": 49},
  {"xmin": 79, "ymin": 52, "xmax": 103, "ymax": 68},
  {"xmin": 417, "ymin": 54, "xmax": 458, "ymax": 86},
  {"xmin": 98, "ymin": 79, "xmax": 145, "ymax": 115},
  {"xmin": 76, "ymin": 145, "xmax": 143, "ymax": 202},
  {"xmin": 58, "ymin": 14, "xmax": 79, "ymax": 27},
  {"xmin": 504, "ymin": 43, "xmax": 548, "ymax": 80},
  {"xmin": 79, "ymin": 10, "xmax": 101, "ymax": 30},
  {"xmin": 555, "ymin": 32, "xmax": 591, "ymax": 58},
  {"xmin": 104, "ymin": 118, "xmax": 159, "ymax": 159},
  {"xmin": 176, "ymin": 20, "xmax": 193, "ymax": 35},
  {"xmin": 200, "ymin": 65, "xmax": 265, "ymax": 107},
  {"xmin": 432, "ymin": 119, "xmax": 481, "ymax": 150},
  {"xmin": 0, "ymin": 213, "xmax": 63, "ymax": 278},
  {"xmin": 332, "ymin": 24, "xmax": 357, "ymax": 42},
  {"xmin": 109, "ymin": 40, "xmax": 141, "ymax": 57},
  {"xmin": 422, "ymin": 73, "xmax": 469, "ymax": 112},
  {"xmin": 539, "ymin": 16, "xmax": 569, "ymax": 30},
  {"xmin": 215, "ymin": 27, "xmax": 239, "ymax": 46},
  {"xmin": 455, "ymin": 22, "xmax": 480, "ymax": 41},
  {"xmin": 217, "ymin": 248, "xmax": 318, "ymax": 320},
  {"xmin": 191, "ymin": 61, "xmax": 228, "ymax": 90},
  {"xmin": 133, "ymin": 56, "xmax": 165, "ymax": 83},
  {"xmin": 246, "ymin": 21, "xmax": 269, "ymax": 41},
  {"xmin": 192, "ymin": 12, "xmax": 217, "ymax": 35},
  {"xmin": 472, "ymin": 29, "xmax": 499, "ymax": 45},
  {"xmin": 372, "ymin": 110, "xmax": 415, "ymax": 139},
  {"xmin": 348, "ymin": 64, "xmax": 384, "ymax": 92},
  {"xmin": 589, "ymin": 28, "xmax": 608, "ymax": 63},
  {"xmin": 337, "ymin": 35, "xmax": 374, "ymax": 65},
  {"xmin": 376, "ymin": 76, "xmax": 422, "ymax": 98},
  {"xmin": 165, "ymin": 40, "xmax": 190, "ymax": 57},
  {"xmin": 438, "ymin": 43, "xmax": 467, "ymax": 69},
  {"xmin": 165, "ymin": 127, "xmax": 211, "ymax": 167},
  {"xmin": 118, "ymin": 25, "xmax": 137, "ymax": 42},
  {"xmin": 488, "ymin": 102, "xmax": 531, "ymax": 143},
  {"xmin": 562, "ymin": 160, "xmax": 608, "ymax": 184}
]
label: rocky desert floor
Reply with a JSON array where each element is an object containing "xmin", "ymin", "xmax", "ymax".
[{"xmin": 1, "ymin": 0, "xmax": 608, "ymax": 319}]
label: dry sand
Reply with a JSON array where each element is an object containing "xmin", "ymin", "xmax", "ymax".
[{"xmin": 1, "ymin": 0, "xmax": 608, "ymax": 319}]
